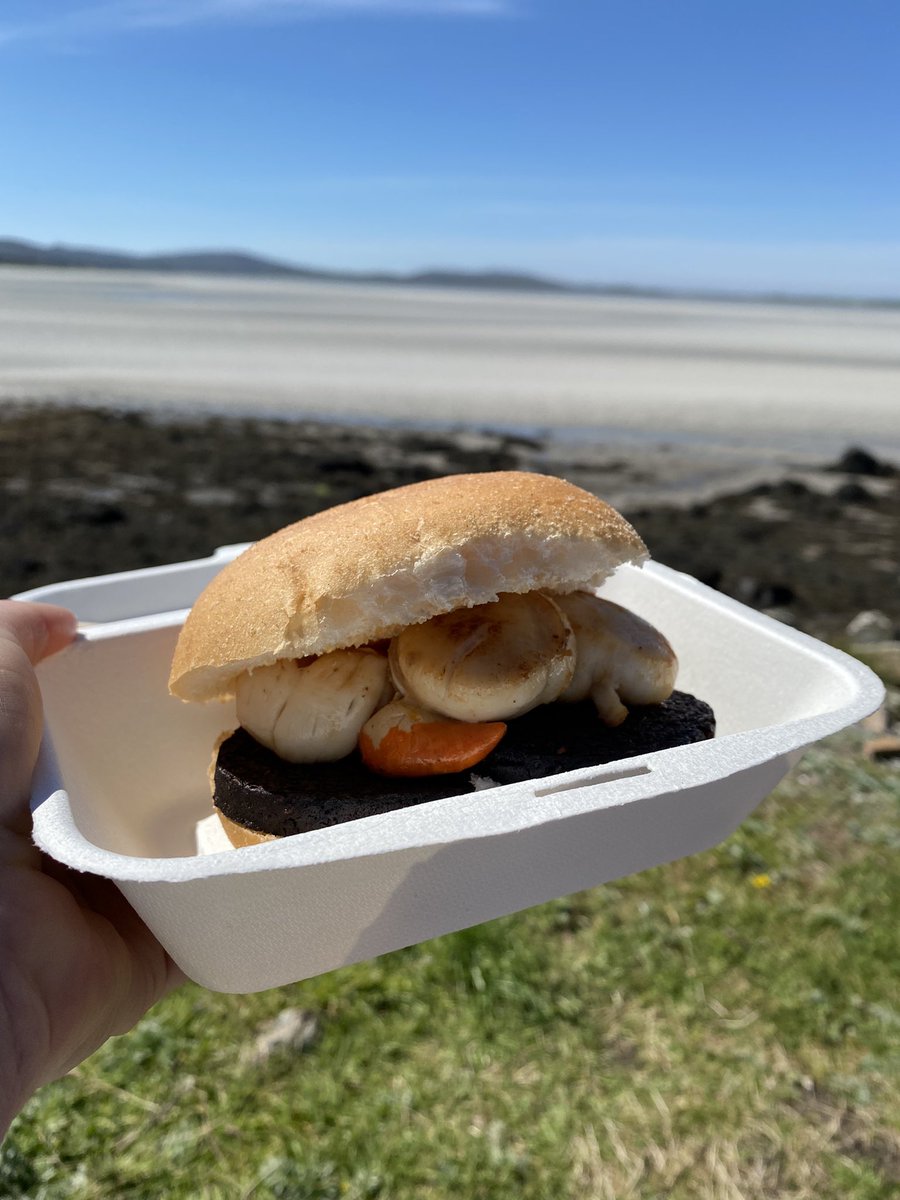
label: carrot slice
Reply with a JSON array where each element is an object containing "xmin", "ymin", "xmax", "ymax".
[{"xmin": 359, "ymin": 702, "xmax": 506, "ymax": 777}]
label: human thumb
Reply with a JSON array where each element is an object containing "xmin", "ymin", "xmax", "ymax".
[{"xmin": 0, "ymin": 600, "xmax": 77, "ymax": 830}]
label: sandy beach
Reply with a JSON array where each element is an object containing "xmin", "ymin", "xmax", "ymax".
[{"xmin": 2, "ymin": 267, "xmax": 900, "ymax": 462}]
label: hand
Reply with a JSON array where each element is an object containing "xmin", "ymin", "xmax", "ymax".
[{"xmin": 0, "ymin": 600, "xmax": 184, "ymax": 1137}]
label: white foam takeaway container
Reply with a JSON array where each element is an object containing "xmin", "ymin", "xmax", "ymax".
[{"xmin": 18, "ymin": 549, "xmax": 883, "ymax": 993}]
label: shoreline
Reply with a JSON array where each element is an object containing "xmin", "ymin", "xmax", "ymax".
[
  {"xmin": 6, "ymin": 392, "xmax": 896, "ymax": 511},
  {"xmin": 5, "ymin": 390, "xmax": 900, "ymax": 470},
  {"xmin": 3, "ymin": 401, "xmax": 898, "ymax": 643}
]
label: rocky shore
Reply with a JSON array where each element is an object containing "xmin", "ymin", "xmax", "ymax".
[{"xmin": 2, "ymin": 403, "xmax": 898, "ymax": 652}]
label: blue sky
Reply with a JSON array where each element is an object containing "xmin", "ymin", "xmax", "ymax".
[{"xmin": 2, "ymin": 0, "xmax": 899, "ymax": 295}]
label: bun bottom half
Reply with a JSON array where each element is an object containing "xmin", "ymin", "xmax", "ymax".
[
  {"xmin": 217, "ymin": 812, "xmax": 279, "ymax": 849},
  {"xmin": 213, "ymin": 693, "xmax": 715, "ymax": 846}
]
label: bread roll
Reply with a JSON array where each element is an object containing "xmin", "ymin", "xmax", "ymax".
[{"xmin": 169, "ymin": 471, "xmax": 647, "ymax": 704}]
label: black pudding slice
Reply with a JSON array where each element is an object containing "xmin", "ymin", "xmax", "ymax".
[{"xmin": 213, "ymin": 691, "xmax": 715, "ymax": 839}]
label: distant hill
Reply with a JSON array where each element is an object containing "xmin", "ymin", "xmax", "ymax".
[
  {"xmin": 0, "ymin": 237, "xmax": 567, "ymax": 294},
  {"xmin": 1, "ymin": 236, "xmax": 897, "ymax": 308}
]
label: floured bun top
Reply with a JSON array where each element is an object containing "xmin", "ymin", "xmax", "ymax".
[{"xmin": 168, "ymin": 471, "xmax": 648, "ymax": 703}]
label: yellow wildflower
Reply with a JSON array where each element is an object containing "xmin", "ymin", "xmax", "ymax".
[{"xmin": 751, "ymin": 873, "xmax": 772, "ymax": 889}]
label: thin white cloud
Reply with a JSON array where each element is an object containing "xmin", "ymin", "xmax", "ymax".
[
  {"xmin": 122, "ymin": 0, "xmax": 513, "ymax": 28},
  {"xmin": 0, "ymin": 0, "xmax": 513, "ymax": 47}
]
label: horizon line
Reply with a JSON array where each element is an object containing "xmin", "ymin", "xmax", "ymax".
[{"xmin": 2, "ymin": 234, "xmax": 899, "ymax": 309}]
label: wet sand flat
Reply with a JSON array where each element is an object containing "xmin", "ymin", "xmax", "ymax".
[{"xmin": 2, "ymin": 267, "xmax": 899, "ymax": 458}]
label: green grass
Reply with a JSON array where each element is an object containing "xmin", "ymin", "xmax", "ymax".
[{"xmin": 6, "ymin": 730, "xmax": 899, "ymax": 1199}]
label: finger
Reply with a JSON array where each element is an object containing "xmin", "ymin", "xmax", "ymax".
[
  {"xmin": 0, "ymin": 602, "xmax": 77, "ymax": 830},
  {"xmin": 0, "ymin": 600, "xmax": 78, "ymax": 665}
]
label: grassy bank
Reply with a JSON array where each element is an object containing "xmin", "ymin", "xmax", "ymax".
[{"xmin": 5, "ymin": 727, "xmax": 898, "ymax": 1199}]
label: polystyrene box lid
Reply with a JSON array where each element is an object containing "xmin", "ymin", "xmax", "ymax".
[{"xmin": 18, "ymin": 551, "xmax": 884, "ymax": 992}]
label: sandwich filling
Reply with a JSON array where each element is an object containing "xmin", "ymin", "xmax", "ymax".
[
  {"xmin": 234, "ymin": 591, "xmax": 678, "ymax": 776},
  {"xmin": 215, "ymin": 691, "xmax": 715, "ymax": 838},
  {"xmin": 214, "ymin": 591, "xmax": 715, "ymax": 836}
]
